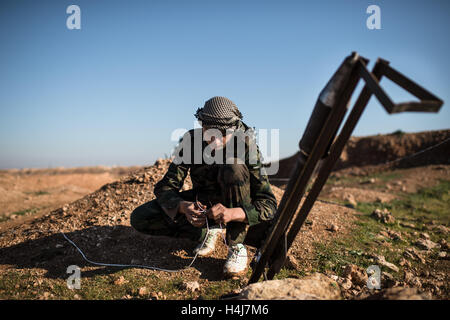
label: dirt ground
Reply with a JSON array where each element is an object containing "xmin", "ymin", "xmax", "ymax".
[
  {"xmin": 0, "ymin": 160, "xmax": 448, "ymax": 300},
  {"xmin": 0, "ymin": 167, "xmax": 139, "ymax": 230},
  {"xmin": 0, "ymin": 130, "xmax": 448, "ymax": 300},
  {"xmin": 0, "ymin": 159, "xmax": 359, "ymax": 299}
]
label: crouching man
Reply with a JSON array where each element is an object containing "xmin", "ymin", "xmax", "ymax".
[{"xmin": 130, "ymin": 96, "xmax": 277, "ymax": 278}]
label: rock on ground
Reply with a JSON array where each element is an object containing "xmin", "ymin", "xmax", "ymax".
[
  {"xmin": 342, "ymin": 264, "xmax": 368, "ymax": 286},
  {"xmin": 415, "ymin": 239, "xmax": 439, "ymax": 251},
  {"xmin": 372, "ymin": 255, "xmax": 400, "ymax": 273},
  {"xmin": 238, "ymin": 273, "xmax": 341, "ymax": 300},
  {"xmin": 371, "ymin": 208, "xmax": 395, "ymax": 224},
  {"xmin": 182, "ymin": 281, "xmax": 200, "ymax": 293}
]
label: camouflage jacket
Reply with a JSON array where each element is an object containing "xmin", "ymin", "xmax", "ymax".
[{"xmin": 154, "ymin": 121, "xmax": 277, "ymax": 226}]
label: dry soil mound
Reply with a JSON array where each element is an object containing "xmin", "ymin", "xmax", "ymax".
[
  {"xmin": 0, "ymin": 159, "xmax": 355, "ymax": 283},
  {"xmin": 271, "ymin": 129, "xmax": 450, "ymax": 183}
]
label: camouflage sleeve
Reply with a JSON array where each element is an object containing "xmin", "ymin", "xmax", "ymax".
[
  {"xmin": 153, "ymin": 161, "xmax": 189, "ymax": 218},
  {"xmin": 241, "ymin": 143, "xmax": 278, "ymax": 226}
]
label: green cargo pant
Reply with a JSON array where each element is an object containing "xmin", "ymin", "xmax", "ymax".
[{"xmin": 130, "ymin": 162, "xmax": 270, "ymax": 248}]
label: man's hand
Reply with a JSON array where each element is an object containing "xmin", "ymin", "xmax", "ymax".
[
  {"xmin": 207, "ymin": 203, "xmax": 247, "ymax": 225},
  {"xmin": 179, "ymin": 201, "xmax": 206, "ymax": 227}
]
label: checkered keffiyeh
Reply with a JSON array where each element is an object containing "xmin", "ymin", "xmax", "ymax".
[{"xmin": 195, "ymin": 96, "xmax": 243, "ymax": 130}]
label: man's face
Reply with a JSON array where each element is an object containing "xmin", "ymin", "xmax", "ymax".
[{"xmin": 202, "ymin": 127, "xmax": 233, "ymax": 150}]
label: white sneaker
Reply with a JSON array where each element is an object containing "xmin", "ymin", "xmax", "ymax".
[
  {"xmin": 194, "ymin": 228, "xmax": 222, "ymax": 256},
  {"xmin": 223, "ymin": 243, "xmax": 248, "ymax": 277}
]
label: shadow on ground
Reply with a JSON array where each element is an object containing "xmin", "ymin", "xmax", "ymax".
[{"xmin": 0, "ymin": 225, "xmax": 227, "ymax": 281}]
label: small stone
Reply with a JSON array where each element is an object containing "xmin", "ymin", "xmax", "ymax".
[
  {"xmin": 55, "ymin": 244, "xmax": 63, "ymax": 248},
  {"xmin": 342, "ymin": 264, "xmax": 367, "ymax": 286},
  {"xmin": 150, "ymin": 292, "xmax": 159, "ymax": 300},
  {"xmin": 339, "ymin": 278, "xmax": 353, "ymax": 290},
  {"xmin": 400, "ymin": 222, "xmax": 416, "ymax": 229},
  {"xmin": 183, "ymin": 281, "xmax": 200, "ymax": 293},
  {"xmin": 138, "ymin": 287, "xmax": 148, "ymax": 296},
  {"xmin": 434, "ymin": 225, "xmax": 449, "ymax": 235},
  {"xmin": 375, "ymin": 196, "xmax": 388, "ymax": 204},
  {"xmin": 438, "ymin": 251, "xmax": 447, "ymax": 259},
  {"xmin": 387, "ymin": 230, "xmax": 402, "ymax": 241},
  {"xmin": 399, "ymin": 258, "xmax": 411, "ymax": 267},
  {"xmin": 327, "ymin": 224, "xmax": 339, "ymax": 232},
  {"xmin": 371, "ymin": 209, "xmax": 395, "ymax": 224},
  {"xmin": 373, "ymin": 255, "xmax": 399, "ymax": 273},
  {"xmin": 33, "ymin": 279, "xmax": 42, "ymax": 287},
  {"xmin": 345, "ymin": 194, "xmax": 357, "ymax": 209},
  {"xmin": 405, "ymin": 247, "xmax": 426, "ymax": 264},
  {"xmin": 361, "ymin": 178, "xmax": 376, "ymax": 184},
  {"xmin": 329, "ymin": 275, "xmax": 339, "ymax": 281},
  {"xmin": 382, "ymin": 272, "xmax": 395, "ymax": 282},
  {"xmin": 379, "ymin": 231, "xmax": 389, "ymax": 238},
  {"xmin": 415, "ymin": 239, "xmax": 438, "ymax": 251},
  {"xmin": 410, "ymin": 277, "xmax": 422, "ymax": 287},
  {"xmin": 404, "ymin": 271, "xmax": 414, "ymax": 282},
  {"xmin": 420, "ymin": 233, "xmax": 430, "ymax": 240},
  {"xmin": 438, "ymin": 239, "xmax": 449, "ymax": 250},
  {"xmin": 114, "ymin": 276, "xmax": 126, "ymax": 285}
]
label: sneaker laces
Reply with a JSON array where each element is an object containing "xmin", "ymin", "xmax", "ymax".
[
  {"xmin": 228, "ymin": 244, "xmax": 247, "ymax": 263},
  {"xmin": 203, "ymin": 228, "xmax": 219, "ymax": 247},
  {"xmin": 196, "ymin": 196, "xmax": 247, "ymax": 258}
]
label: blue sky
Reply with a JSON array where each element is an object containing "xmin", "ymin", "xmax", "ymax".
[{"xmin": 0, "ymin": 0, "xmax": 449, "ymax": 169}]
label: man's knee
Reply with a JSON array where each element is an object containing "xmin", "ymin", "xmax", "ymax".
[
  {"xmin": 130, "ymin": 205, "xmax": 145, "ymax": 232},
  {"xmin": 130, "ymin": 200, "xmax": 161, "ymax": 232}
]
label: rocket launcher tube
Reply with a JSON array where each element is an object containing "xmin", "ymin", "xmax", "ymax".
[{"xmin": 299, "ymin": 53, "xmax": 360, "ymax": 158}]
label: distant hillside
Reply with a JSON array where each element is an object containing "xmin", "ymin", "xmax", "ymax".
[{"xmin": 269, "ymin": 129, "xmax": 450, "ymax": 182}]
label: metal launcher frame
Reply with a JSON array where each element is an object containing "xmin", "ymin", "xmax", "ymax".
[{"xmin": 249, "ymin": 52, "xmax": 444, "ymax": 284}]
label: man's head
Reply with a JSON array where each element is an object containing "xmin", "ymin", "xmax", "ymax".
[
  {"xmin": 195, "ymin": 96, "xmax": 242, "ymax": 130},
  {"xmin": 195, "ymin": 96, "xmax": 243, "ymax": 148}
]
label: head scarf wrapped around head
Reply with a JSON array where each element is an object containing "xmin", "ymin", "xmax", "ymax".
[{"xmin": 195, "ymin": 96, "xmax": 243, "ymax": 130}]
